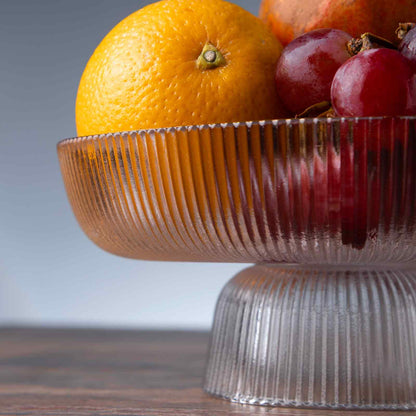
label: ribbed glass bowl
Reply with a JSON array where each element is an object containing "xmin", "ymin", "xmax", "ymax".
[
  {"xmin": 58, "ymin": 117, "xmax": 416, "ymax": 410},
  {"xmin": 58, "ymin": 117, "xmax": 416, "ymax": 265}
]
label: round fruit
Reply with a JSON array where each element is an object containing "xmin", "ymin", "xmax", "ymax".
[
  {"xmin": 259, "ymin": 0, "xmax": 416, "ymax": 47},
  {"xmin": 399, "ymin": 24, "xmax": 416, "ymax": 67},
  {"xmin": 331, "ymin": 48, "xmax": 416, "ymax": 117},
  {"xmin": 76, "ymin": 0, "xmax": 286, "ymax": 136},
  {"xmin": 275, "ymin": 28, "xmax": 351, "ymax": 115}
]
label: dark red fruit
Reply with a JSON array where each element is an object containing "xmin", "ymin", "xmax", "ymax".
[
  {"xmin": 399, "ymin": 24, "xmax": 416, "ymax": 67},
  {"xmin": 331, "ymin": 48, "xmax": 416, "ymax": 117},
  {"xmin": 275, "ymin": 28, "xmax": 352, "ymax": 115}
]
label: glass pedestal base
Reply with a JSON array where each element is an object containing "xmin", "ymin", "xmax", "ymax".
[{"xmin": 204, "ymin": 265, "xmax": 416, "ymax": 410}]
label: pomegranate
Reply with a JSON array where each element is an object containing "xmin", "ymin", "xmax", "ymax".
[{"xmin": 259, "ymin": 0, "xmax": 416, "ymax": 46}]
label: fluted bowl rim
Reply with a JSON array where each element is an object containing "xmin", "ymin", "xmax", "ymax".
[{"xmin": 57, "ymin": 116, "xmax": 416, "ymax": 147}]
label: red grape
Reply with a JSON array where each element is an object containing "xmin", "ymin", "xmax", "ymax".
[
  {"xmin": 275, "ymin": 28, "xmax": 352, "ymax": 115},
  {"xmin": 331, "ymin": 48, "xmax": 416, "ymax": 117},
  {"xmin": 399, "ymin": 25, "xmax": 416, "ymax": 67}
]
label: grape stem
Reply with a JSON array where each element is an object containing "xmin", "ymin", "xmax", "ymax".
[
  {"xmin": 396, "ymin": 23, "xmax": 416, "ymax": 40},
  {"xmin": 296, "ymin": 101, "xmax": 335, "ymax": 118},
  {"xmin": 347, "ymin": 33, "xmax": 397, "ymax": 56}
]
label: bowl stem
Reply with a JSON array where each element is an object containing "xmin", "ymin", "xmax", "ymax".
[{"xmin": 204, "ymin": 264, "xmax": 416, "ymax": 409}]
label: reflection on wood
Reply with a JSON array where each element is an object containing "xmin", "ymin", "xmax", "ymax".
[{"xmin": 0, "ymin": 328, "xmax": 409, "ymax": 415}]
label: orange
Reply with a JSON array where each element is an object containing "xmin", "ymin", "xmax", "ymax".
[{"xmin": 75, "ymin": 0, "xmax": 286, "ymax": 136}]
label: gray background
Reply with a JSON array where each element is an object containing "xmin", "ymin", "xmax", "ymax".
[{"xmin": 0, "ymin": 0, "xmax": 260, "ymax": 328}]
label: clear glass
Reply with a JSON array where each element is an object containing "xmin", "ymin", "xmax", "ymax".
[
  {"xmin": 58, "ymin": 117, "xmax": 416, "ymax": 409},
  {"xmin": 204, "ymin": 265, "xmax": 416, "ymax": 410}
]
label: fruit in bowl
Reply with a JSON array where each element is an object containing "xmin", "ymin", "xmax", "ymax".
[
  {"xmin": 75, "ymin": 0, "xmax": 287, "ymax": 137},
  {"xmin": 398, "ymin": 23, "xmax": 416, "ymax": 67},
  {"xmin": 259, "ymin": 0, "xmax": 416, "ymax": 46},
  {"xmin": 276, "ymin": 25, "xmax": 416, "ymax": 119},
  {"xmin": 271, "ymin": 23, "xmax": 416, "ymax": 249},
  {"xmin": 331, "ymin": 48, "xmax": 416, "ymax": 117},
  {"xmin": 274, "ymin": 28, "xmax": 352, "ymax": 115},
  {"xmin": 72, "ymin": 0, "xmax": 416, "ymax": 253}
]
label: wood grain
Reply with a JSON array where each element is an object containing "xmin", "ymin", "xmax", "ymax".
[{"xmin": 0, "ymin": 328, "xmax": 413, "ymax": 415}]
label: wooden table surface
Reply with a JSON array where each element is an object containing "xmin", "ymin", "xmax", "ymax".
[{"xmin": 0, "ymin": 328, "xmax": 413, "ymax": 415}]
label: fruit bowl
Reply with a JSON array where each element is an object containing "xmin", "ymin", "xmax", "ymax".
[{"xmin": 58, "ymin": 117, "xmax": 416, "ymax": 409}]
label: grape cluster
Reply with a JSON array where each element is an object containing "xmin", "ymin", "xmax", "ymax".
[
  {"xmin": 274, "ymin": 25, "xmax": 416, "ymax": 249},
  {"xmin": 275, "ymin": 25, "xmax": 416, "ymax": 117}
]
